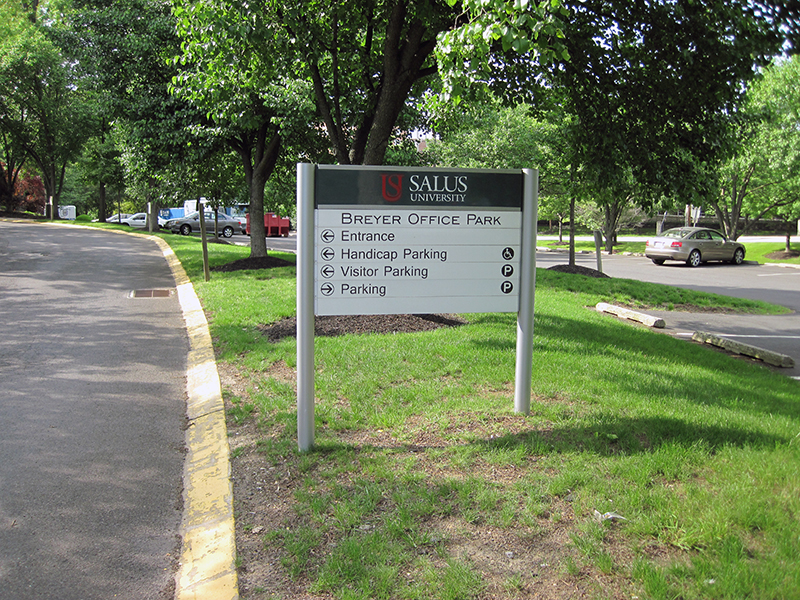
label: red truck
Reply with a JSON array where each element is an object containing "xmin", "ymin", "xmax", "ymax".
[{"xmin": 245, "ymin": 212, "xmax": 291, "ymax": 237}]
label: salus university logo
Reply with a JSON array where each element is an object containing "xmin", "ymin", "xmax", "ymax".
[{"xmin": 380, "ymin": 174, "xmax": 403, "ymax": 202}]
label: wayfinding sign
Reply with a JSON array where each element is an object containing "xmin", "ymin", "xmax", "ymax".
[
  {"xmin": 313, "ymin": 166, "xmax": 524, "ymax": 315},
  {"xmin": 296, "ymin": 164, "xmax": 539, "ymax": 451}
]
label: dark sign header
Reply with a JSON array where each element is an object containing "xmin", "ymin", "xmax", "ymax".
[{"xmin": 315, "ymin": 165, "xmax": 523, "ymax": 209}]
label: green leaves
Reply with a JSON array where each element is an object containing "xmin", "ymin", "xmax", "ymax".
[{"xmin": 435, "ymin": 0, "xmax": 568, "ymax": 103}]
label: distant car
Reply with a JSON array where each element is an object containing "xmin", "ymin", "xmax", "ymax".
[
  {"xmin": 94, "ymin": 213, "xmax": 131, "ymax": 223},
  {"xmin": 118, "ymin": 212, "xmax": 167, "ymax": 229},
  {"xmin": 164, "ymin": 211, "xmax": 243, "ymax": 238},
  {"xmin": 120, "ymin": 212, "xmax": 147, "ymax": 228},
  {"xmin": 645, "ymin": 227, "xmax": 746, "ymax": 267},
  {"xmin": 228, "ymin": 208, "xmax": 248, "ymax": 230}
]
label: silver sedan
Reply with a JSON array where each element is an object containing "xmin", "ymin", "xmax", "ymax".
[{"xmin": 645, "ymin": 227, "xmax": 746, "ymax": 267}]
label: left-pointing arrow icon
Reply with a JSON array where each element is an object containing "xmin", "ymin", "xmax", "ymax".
[
  {"xmin": 320, "ymin": 265, "xmax": 335, "ymax": 278},
  {"xmin": 320, "ymin": 247, "xmax": 335, "ymax": 261},
  {"xmin": 321, "ymin": 229, "xmax": 335, "ymax": 243}
]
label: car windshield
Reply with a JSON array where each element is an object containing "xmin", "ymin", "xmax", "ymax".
[{"xmin": 661, "ymin": 228, "xmax": 688, "ymax": 239}]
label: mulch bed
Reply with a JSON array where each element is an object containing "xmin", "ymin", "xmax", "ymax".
[
  {"xmin": 259, "ymin": 313, "xmax": 468, "ymax": 342},
  {"xmin": 210, "ymin": 255, "xmax": 295, "ymax": 272},
  {"xmin": 765, "ymin": 250, "xmax": 800, "ymax": 260}
]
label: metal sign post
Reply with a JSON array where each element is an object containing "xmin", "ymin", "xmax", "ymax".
[
  {"xmin": 297, "ymin": 163, "xmax": 316, "ymax": 451},
  {"xmin": 296, "ymin": 165, "xmax": 538, "ymax": 452},
  {"xmin": 514, "ymin": 169, "xmax": 538, "ymax": 415}
]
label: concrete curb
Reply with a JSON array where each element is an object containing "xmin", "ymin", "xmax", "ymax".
[
  {"xmin": 692, "ymin": 330, "xmax": 796, "ymax": 368},
  {"xmin": 151, "ymin": 237, "xmax": 239, "ymax": 600}
]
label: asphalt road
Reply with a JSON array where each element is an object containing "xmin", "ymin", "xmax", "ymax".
[
  {"xmin": 536, "ymin": 245, "xmax": 800, "ymax": 380},
  {"xmin": 0, "ymin": 221, "xmax": 188, "ymax": 600}
]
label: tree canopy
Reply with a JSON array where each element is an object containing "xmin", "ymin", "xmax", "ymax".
[
  {"xmin": 3, "ymin": 0, "xmax": 800, "ymax": 244},
  {"xmin": 0, "ymin": 2, "xmax": 91, "ymax": 213},
  {"xmin": 711, "ymin": 55, "xmax": 800, "ymax": 241}
]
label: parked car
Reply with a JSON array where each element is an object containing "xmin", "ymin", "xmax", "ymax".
[
  {"xmin": 645, "ymin": 227, "xmax": 746, "ymax": 267},
  {"xmin": 119, "ymin": 212, "xmax": 167, "ymax": 228},
  {"xmin": 164, "ymin": 211, "xmax": 244, "ymax": 237},
  {"xmin": 228, "ymin": 208, "xmax": 248, "ymax": 230},
  {"xmin": 94, "ymin": 213, "xmax": 131, "ymax": 223},
  {"xmin": 120, "ymin": 212, "xmax": 147, "ymax": 228}
]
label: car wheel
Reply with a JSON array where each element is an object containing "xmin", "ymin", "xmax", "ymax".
[
  {"xmin": 180, "ymin": 224, "xmax": 192, "ymax": 236},
  {"xmin": 686, "ymin": 249, "xmax": 702, "ymax": 267},
  {"xmin": 651, "ymin": 258, "xmax": 665, "ymax": 265},
  {"xmin": 222, "ymin": 226, "xmax": 234, "ymax": 238},
  {"xmin": 731, "ymin": 248, "xmax": 745, "ymax": 265}
]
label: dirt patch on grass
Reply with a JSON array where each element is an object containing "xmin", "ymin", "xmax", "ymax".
[
  {"xmin": 547, "ymin": 264, "xmax": 610, "ymax": 278},
  {"xmin": 765, "ymin": 250, "xmax": 800, "ymax": 260}
]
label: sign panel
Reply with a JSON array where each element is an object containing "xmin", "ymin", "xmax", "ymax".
[
  {"xmin": 297, "ymin": 163, "xmax": 539, "ymax": 450},
  {"xmin": 314, "ymin": 166, "xmax": 524, "ymax": 316}
]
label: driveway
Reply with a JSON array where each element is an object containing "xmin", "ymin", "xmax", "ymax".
[{"xmin": 0, "ymin": 221, "xmax": 188, "ymax": 600}]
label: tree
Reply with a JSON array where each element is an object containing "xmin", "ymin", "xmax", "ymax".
[
  {"xmin": 710, "ymin": 56, "xmax": 800, "ymax": 243},
  {"xmin": 0, "ymin": 3, "xmax": 29, "ymax": 209},
  {"xmin": 172, "ymin": 0, "xmax": 327, "ymax": 256},
  {"xmin": 444, "ymin": 1, "xmax": 800, "ymax": 262},
  {"xmin": 14, "ymin": 166, "xmax": 46, "ymax": 213},
  {"xmin": 74, "ymin": 127, "xmax": 125, "ymax": 220},
  {"xmin": 274, "ymin": 0, "xmax": 453, "ymax": 165},
  {"xmin": 0, "ymin": 3, "xmax": 91, "ymax": 217},
  {"xmin": 426, "ymin": 99, "xmax": 565, "ymax": 184},
  {"xmin": 67, "ymin": 0, "xmax": 202, "ymax": 231},
  {"xmin": 177, "ymin": 0, "xmax": 567, "ymax": 170}
]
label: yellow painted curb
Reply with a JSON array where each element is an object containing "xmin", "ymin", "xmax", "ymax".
[{"xmin": 152, "ymin": 237, "xmax": 239, "ymax": 600}]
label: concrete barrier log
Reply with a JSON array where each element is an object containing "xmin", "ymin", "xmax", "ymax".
[{"xmin": 595, "ymin": 302, "xmax": 666, "ymax": 329}]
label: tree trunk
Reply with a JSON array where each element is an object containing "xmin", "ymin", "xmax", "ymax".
[
  {"xmin": 306, "ymin": 3, "xmax": 437, "ymax": 166},
  {"xmin": 98, "ymin": 182, "xmax": 107, "ymax": 222},
  {"xmin": 232, "ymin": 121, "xmax": 281, "ymax": 258},
  {"xmin": 569, "ymin": 196, "xmax": 576, "ymax": 267},
  {"xmin": 147, "ymin": 194, "xmax": 159, "ymax": 233},
  {"xmin": 361, "ymin": 7, "xmax": 437, "ymax": 165}
]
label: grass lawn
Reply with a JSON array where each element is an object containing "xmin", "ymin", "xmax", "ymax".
[
  {"xmin": 745, "ymin": 242, "xmax": 800, "ymax": 265},
  {"xmin": 116, "ymin": 228, "xmax": 800, "ymax": 599},
  {"xmin": 160, "ymin": 233, "xmax": 799, "ymax": 600}
]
